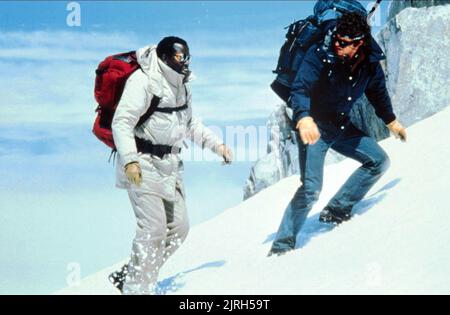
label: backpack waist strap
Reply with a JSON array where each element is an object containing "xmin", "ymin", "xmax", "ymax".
[
  {"xmin": 135, "ymin": 137, "xmax": 181, "ymax": 159},
  {"xmin": 154, "ymin": 104, "xmax": 188, "ymax": 113}
]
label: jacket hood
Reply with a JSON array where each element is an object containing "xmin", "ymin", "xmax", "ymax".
[
  {"xmin": 136, "ymin": 45, "xmax": 164, "ymax": 97},
  {"xmin": 136, "ymin": 45, "xmax": 194, "ymax": 97}
]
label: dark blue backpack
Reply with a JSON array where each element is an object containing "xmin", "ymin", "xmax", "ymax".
[{"xmin": 271, "ymin": 0, "xmax": 369, "ymax": 102}]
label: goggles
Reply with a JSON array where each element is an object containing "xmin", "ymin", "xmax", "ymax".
[{"xmin": 173, "ymin": 52, "xmax": 191, "ymax": 64}]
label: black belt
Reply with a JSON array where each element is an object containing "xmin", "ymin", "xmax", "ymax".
[{"xmin": 135, "ymin": 137, "xmax": 181, "ymax": 159}]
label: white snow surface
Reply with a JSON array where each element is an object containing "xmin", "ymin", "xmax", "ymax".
[{"xmin": 57, "ymin": 107, "xmax": 450, "ymax": 295}]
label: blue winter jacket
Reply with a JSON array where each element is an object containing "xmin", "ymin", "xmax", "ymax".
[{"xmin": 289, "ymin": 36, "xmax": 396, "ymax": 126}]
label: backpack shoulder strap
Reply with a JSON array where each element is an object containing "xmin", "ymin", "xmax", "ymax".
[
  {"xmin": 136, "ymin": 95, "xmax": 161, "ymax": 127},
  {"xmin": 136, "ymin": 82, "xmax": 191, "ymax": 127}
]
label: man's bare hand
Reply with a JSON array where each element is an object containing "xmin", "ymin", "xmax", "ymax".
[
  {"xmin": 296, "ymin": 116, "xmax": 321, "ymax": 145},
  {"xmin": 387, "ymin": 120, "xmax": 407, "ymax": 142},
  {"xmin": 217, "ymin": 144, "xmax": 233, "ymax": 165}
]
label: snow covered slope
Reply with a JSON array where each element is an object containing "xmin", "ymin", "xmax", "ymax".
[{"xmin": 57, "ymin": 107, "xmax": 450, "ymax": 295}]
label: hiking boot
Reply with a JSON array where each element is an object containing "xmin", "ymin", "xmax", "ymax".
[
  {"xmin": 267, "ymin": 248, "xmax": 292, "ymax": 257},
  {"xmin": 108, "ymin": 264, "xmax": 128, "ymax": 293},
  {"xmin": 319, "ymin": 207, "xmax": 351, "ymax": 225}
]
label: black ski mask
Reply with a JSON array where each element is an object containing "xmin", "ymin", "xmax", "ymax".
[{"xmin": 156, "ymin": 36, "xmax": 191, "ymax": 79}]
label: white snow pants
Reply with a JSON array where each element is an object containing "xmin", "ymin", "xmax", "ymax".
[{"xmin": 122, "ymin": 185, "xmax": 189, "ymax": 295}]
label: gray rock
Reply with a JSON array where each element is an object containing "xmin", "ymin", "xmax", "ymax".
[{"xmin": 388, "ymin": 0, "xmax": 450, "ymax": 21}]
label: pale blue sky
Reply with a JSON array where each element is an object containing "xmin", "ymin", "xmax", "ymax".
[
  {"xmin": 0, "ymin": 1, "xmax": 390, "ymax": 32},
  {"xmin": 0, "ymin": 1, "xmax": 391, "ymax": 124}
]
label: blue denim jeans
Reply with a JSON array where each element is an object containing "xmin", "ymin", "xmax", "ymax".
[{"xmin": 270, "ymin": 120, "xmax": 390, "ymax": 253}]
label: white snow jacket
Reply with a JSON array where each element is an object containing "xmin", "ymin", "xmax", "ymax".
[{"xmin": 112, "ymin": 45, "xmax": 223, "ymax": 201}]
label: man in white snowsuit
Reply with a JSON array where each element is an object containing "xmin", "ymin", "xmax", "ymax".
[{"xmin": 111, "ymin": 36, "xmax": 232, "ymax": 294}]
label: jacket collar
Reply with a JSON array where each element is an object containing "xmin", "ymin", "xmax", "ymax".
[
  {"xmin": 157, "ymin": 58, "xmax": 185, "ymax": 88},
  {"xmin": 368, "ymin": 38, "xmax": 386, "ymax": 63}
]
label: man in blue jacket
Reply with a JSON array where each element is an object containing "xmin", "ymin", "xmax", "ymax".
[{"xmin": 269, "ymin": 12, "xmax": 407, "ymax": 256}]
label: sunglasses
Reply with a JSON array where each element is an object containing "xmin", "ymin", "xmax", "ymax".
[{"xmin": 335, "ymin": 35, "xmax": 364, "ymax": 48}]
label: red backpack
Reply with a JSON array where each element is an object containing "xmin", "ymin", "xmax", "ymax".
[{"xmin": 92, "ymin": 51, "xmax": 160, "ymax": 150}]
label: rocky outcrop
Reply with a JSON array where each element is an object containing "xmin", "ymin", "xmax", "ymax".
[{"xmin": 388, "ymin": 0, "xmax": 450, "ymax": 20}]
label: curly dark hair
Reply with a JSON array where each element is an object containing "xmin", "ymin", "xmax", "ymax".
[{"xmin": 336, "ymin": 12, "xmax": 372, "ymax": 49}]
